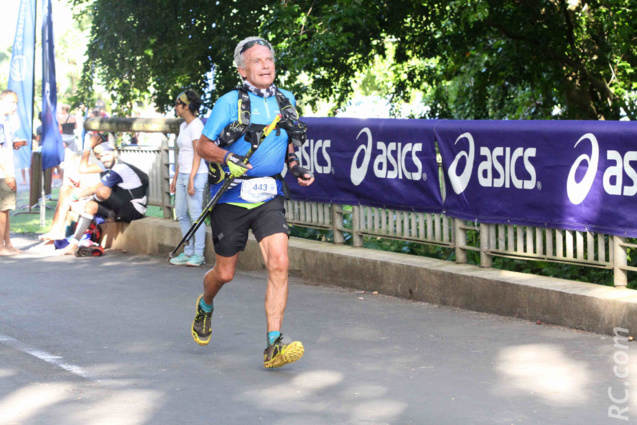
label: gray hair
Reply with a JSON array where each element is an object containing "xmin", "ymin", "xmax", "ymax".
[{"xmin": 234, "ymin": 36, "xmax": 275, "ymax": 69}]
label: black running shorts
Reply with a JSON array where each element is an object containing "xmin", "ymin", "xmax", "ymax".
[
  {"xmin": 97, "ymin": 187, "xmax": 145, "ymax": 223},
  {"xmin": 210, "ymin": 195, "xmax": 289, "ymax": 257}
]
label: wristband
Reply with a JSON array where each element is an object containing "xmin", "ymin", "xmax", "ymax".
[{"xmin": 286, "ymin": 152, "xmax": 299, "ymax": 166}]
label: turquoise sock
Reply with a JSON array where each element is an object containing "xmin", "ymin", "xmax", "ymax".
[
  {"xmin": 199, "ymin": 297, "xmax": 213, "ymax": 313},
  {"xmin": 267, "ymin": 331, "xmax": 281, "ymax": 346}
]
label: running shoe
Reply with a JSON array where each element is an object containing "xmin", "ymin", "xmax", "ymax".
[
  {"xmin": 186, "ymin": 254, "xmax": 205, "ymax": 267},
  {"xmin": 74, "ymin": 245, "xmax": 104, "ymax": 257},
  {"xmin": 192, "ymin": 294, "xmax": 212, "ymax": 346},
  {"xmin": 263, "ymin": 334, "xmax": 304, "ymax": 368},
  {"xmin": 169, "ymin": 253, "xmax": 190, "ymax": 265}
]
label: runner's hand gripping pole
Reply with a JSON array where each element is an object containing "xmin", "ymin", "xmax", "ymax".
[{"xmin": 169, "ymin": 114, "xmax": 282, "ymax": 258}]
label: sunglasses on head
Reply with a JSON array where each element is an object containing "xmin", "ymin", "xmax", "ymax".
[
  {"xmin": 240, "ymin": 39, "xmax": 270, "ymax": 54},
  {"xmin": 175, "ymin": 100, "xmax": 186, "ymax": 107}
]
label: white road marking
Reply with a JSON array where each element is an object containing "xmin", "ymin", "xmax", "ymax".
[{"xmin": 0, "ymin": 333, "xmax": 93, "ymax": 380}]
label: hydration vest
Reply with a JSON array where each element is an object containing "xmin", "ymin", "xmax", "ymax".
[
  {"xmin": 208, "ymin": 86, "xmax": 307, "ymax": 187},
  {"xmin": 215, "ymin": 86, "xmax": 307, "ymax": 148}
]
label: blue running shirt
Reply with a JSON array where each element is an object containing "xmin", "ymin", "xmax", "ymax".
[{"xmin": 201, "ymin": 89, "xmax": 295, "ymax": 205}]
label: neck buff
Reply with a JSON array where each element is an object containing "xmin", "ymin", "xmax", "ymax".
[{"xmin": 243, "ymin": 80, "xmax": 276, "ymax": 98}]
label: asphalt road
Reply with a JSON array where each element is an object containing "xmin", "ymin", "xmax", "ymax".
[{"xmin": 0, "ymin": 235, "xmax": 634, "ymax": 425}]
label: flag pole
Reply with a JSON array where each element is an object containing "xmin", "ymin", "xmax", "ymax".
[
  {"xmin": 39, "ymin": 0, "xmax": 64, "ymax": 229},
  {"xmin": 35, "ymin": 0, "xmax": 46, "ymax": 229},
  {"xmin": 31, "ymin": 0, "xmax": 38, "ymax": 186},
  {"xmin": 38, "ymin": 0, "xmax": 45, "ymax": 229},
  {"xmin": 33, "ymin": 0, "xmax": 41, "ymax": 221}
]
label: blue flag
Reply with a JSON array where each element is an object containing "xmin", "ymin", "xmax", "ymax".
[
  {"xmin": 40, "ymin": 0, "xmax": 64, "ymax": 170},
  {"xmin": 8, "ymin": 0, "xmax": 36, "ymax": 170}
]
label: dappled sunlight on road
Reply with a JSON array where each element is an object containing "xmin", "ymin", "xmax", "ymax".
[
  {"xmin": 0, "ymin": 367, "xmax": 17, "ymax": 378},
  {"xmin": 241, "ymin": 370, "xmax": 343, "ymax": 407},
  {"xmin": 0, "ymin": 382, "xmax": 69, "ymax": 424},
  {"xmin": 494, "ymin": 344, "xmax": 591, "ymax": 406},
  {"xmin": 351, "ymin": 400, "xmax": 409, "ymax": 422},
  {"xmin": 68, "ymin": 389, "xmax": 164, "ymax": 425},
  {"xmin": 0, "ymin": 380, "xmax": 163, "ymax": 425},
  {"xmin": 238, "ymin": 369, "xmax": 407, "ymax": 424},
  {"xmin": 290, "ymin": 370, "xmax": 343, "ymax": 390}
]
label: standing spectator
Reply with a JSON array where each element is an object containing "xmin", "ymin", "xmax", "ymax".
[
  {"xmin": 0, "ymin": 90, "xmax": 20, "ymax": 256},
  {"xmin": 58, "ymin": 105, "xmax": 78, "ymax": 184},
  {"xmin": 32, "ymin": 111, "xmax": 43, "ymax": 151},
  {"xmin": 58, "ymin": 104, "xmax": 77, "ymax": 148},
  {"xmin": 169, "ymin": 90, "xmax": 207, "ymax": 267}
]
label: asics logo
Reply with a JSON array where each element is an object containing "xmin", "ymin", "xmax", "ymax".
[
  {"xmin": 448, "ymin": 133, "xmax": 475, "ymax": 194},
  {"xmin": 351, "ymin": 128, "xmax": 373, "ymax": 186},
  {"xmin": 350, "ymin": 127, "xmax": 424, "ymax": 186},
  {"xmin": 297, "ymin": 139, "xmax": 332, "ymax": 175},
  {"xmin": 447, "ymin": 132, "xmax": 538, "ymax": 194},
  {"xmin": 567, "ymin": 133, "xmax": 637, "ymax": 204},
  {"xmin": 566, "ymin": 134, "xmax": 599, "ymax": 205}
]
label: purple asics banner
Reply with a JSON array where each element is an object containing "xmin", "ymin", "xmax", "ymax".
[
  {"xmin": 284, "ymin": 118, "xmax": 443, "ymax": 213},
  {"xmin": 435, "ymin": 120, "xmax": 637, "ymax": 237}
]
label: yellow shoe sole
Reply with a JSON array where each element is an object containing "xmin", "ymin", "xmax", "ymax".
[
  {"xmin": 192, "ymin": 328, "xmax": 210, "ymax": 346},
  {"xmin": 263, "ymin": 341, "xmax": 305, "ymax": 368}
]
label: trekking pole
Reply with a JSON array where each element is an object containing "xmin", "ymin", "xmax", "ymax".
[{"xmin": 169, "ymin": 114, "xmax": 281, "ymax": 258}]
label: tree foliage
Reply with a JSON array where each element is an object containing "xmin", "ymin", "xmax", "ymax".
[
  {"xmin": 73, "ymin": 0, "xmax": 637, "ymax": 120},
  {"xmin": 71, "ymin": 0, "xmax": 266, "ymax": 112}
]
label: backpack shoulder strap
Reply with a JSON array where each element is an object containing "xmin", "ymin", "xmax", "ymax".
[
  {"xmin": 274, "ymin": 88, "xmax": 298, "ymax": 122},
  {"xmin": 274, "ymin": 88, "xmax": 308, "ymax": 147},
  {"xmin": 119, "ymin": 161, "xmax": 149, "ymax": 187},
  {"xmin": 216, "ymin": 88, "xmax": 251, "ymax": 147}
]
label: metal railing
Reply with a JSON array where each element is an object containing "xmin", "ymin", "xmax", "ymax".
[
  {"xmin": 85, "ymin": 117, "xmax": 634, "ymax": 288},
  {"xmin": 285, "ymin": 200, "xmax": 634, "ymax": 287}
]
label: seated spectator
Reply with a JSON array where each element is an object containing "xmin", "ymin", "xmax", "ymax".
[{"xmin": 62, "ymin": 135, "xmax": 149, "ymax": 255}]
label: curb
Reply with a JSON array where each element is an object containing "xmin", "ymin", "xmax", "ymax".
[{"xmin": 102, "ymin": 217, "xmax": 637, "ymax": 336}]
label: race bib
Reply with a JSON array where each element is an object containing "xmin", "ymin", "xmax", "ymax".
[{"xmin": 240, "ymin": 177, "xmax": 278, "ymax": 203}]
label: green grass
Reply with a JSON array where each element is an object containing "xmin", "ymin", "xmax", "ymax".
[{"xmin": 10, "ymin": 187, "xmax": 59, "ymax": 235}]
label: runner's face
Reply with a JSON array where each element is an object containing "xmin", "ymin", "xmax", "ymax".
[{"xmin": 238, "ymin": 44, "xmax": 275, "ymax": 89}]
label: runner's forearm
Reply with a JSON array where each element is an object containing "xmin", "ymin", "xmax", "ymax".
[{"xmin": 196, "ymin": 134, "xmax": 227, "ymax": 164}]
